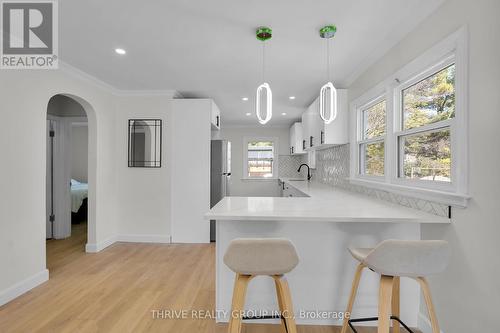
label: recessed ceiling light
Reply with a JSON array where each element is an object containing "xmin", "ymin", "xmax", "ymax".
[
  {"xmin": 242, "ymin": 97, "xmax": 249, "ymax": 101},
  {"xmin": 245, "ymin": 112, "xmax": 252, "ymax": 116},
  {"xmin": 281, "ymin": 112, "xmax": 287, "ymax": 116},
  {"xmin": 115, "ymin": 48, "xmax": 126, "ymax": 55},
  {"xmin": 289, "ymin": 96, "xmax": 296, "ymax": 100}
]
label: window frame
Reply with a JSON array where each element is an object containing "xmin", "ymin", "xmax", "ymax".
[
  {"xmin": 356, "ymin": 95, "xmax": 387, "ymax": 180},
  {"xmin": 349, "ymin": 27, "xmax": 470, "ymax": 207},
  {"xmin": 242, "ymin": 137, "xmax": 278, "ymax": 180},
  {"xmin": 392, "ymin": 55, "xmax": 456, "ymax": 192}
]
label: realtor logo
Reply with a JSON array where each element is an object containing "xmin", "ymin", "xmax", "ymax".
[{"xmin": 1, "ymin": 1, "xmax": 58, "ymax": 69}]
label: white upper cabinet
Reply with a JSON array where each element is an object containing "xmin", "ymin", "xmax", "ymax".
[
  {"xmin": 289, "ymin": 122, "xmax": 305, "ymax": 155},
  {"xmin": 302, "ymin": 89, "xmax": 348, "ymax": 150},
  {"xmin": 211, "ymin": 102, "xmax": 221, "ymax": 130},
  {"xmin": 321, "ymin": 89, "xmax": 348, "ymax": 146},
  {"xmin": 302, "ymin": 98, "xmax": 322, "ymax": 150},
  {"xmin": 301, "ymin": 104, "xmax": 317, "ymax": 151}
]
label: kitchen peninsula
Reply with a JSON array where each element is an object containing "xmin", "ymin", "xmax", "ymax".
[{"xmin": 205, "ymin": 178, "xmax": 450, "ymax": 327}]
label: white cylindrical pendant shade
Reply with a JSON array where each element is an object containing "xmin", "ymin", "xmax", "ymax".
[
  {"xmin": 319, "ymin": 81, "xmax": 337, "ymax": 124},
  {"xmin": 256, "ymin": 82, "xmax": 272, "ymax": 124}
]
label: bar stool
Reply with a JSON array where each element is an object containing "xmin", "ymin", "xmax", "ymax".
[
  {"xmin": 223, "ymin": 238, "xmax": 299, "ymax": 333},
  {"xmin": 340, "ymin": 240, "xmax": 450, "ymax": 333}
]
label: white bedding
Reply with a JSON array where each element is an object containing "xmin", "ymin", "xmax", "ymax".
[{"xmin": 71, "ymin": 181, "xmax": 88, "ymax": 213}]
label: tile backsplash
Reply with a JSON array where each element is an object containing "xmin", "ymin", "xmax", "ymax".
[
  {"xmin": 278, "ymin": 145, "xmax": 449, "ymax": 217},
  {"xmin": 313, "ymin": 144, "xmax": 350, "ymax": 188},
  {"xmin": 278, "ymin": 154, "xmax": 308, "ymax": 178}
]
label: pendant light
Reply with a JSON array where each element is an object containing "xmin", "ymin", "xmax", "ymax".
[
  {"xmin": 256, "ymin": 26, "xmax": 272, "ymax": 125},
  {"xmin": 319, "ymin": 25, "xmax": 337, "ymax": 124}
]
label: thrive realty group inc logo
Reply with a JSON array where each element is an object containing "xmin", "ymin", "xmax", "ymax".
[{"xmin": 1, "ymin": 0, "xmax": 58, "ymax": 69}]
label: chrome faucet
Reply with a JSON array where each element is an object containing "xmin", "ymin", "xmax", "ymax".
[{"xmin": 297, "ymin": 163, "xmax": 312, "ymax": 181}]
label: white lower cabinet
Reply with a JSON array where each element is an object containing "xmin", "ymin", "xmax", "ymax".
[{"xmin": 281, "ymin": 181, "xmax": 308, "ymax": 197}]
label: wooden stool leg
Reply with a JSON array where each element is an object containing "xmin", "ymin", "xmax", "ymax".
[
  {"xmin": 340, "ymin": 263, "xmax": 365, "ymax": 333},
  {"xmin": 273, "ymin": 275, "xmax": 288, "ymax": 333},
  {"xmin": 417, "ymin": 277, "xmax": 441, "ymax": 333},
  {"xmin": 378, "ymin": 275, "xmax": 394, "ymax": 333},
  {"xmin": 274, "ymin": 275, "xmax": 297, "ymax": 333},
  {"xmin": 227, "ymin": 274, "xmax": 252, "ymax": 333},
  {"xmin": 391, "ymin": 276, "xmax": 400, "ymax": 333}
]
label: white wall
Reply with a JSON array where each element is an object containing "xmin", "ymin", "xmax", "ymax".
[
  {"xmin": 113, "ymin": 95, "xmax": 172, "ymax": 242},
  {"xmin": 71, "ymin": 125, "xmax": 88, "ymax": 183},
  {"xmin": 347, "ymin": 0, "xmax": 500, "ymax": 331},
  {"xmin": 0, "ymin": 65, "xmax": 117, "ymax": 305},
  {"xmin": 0, "ymin": 61, "xmax": 192, "ymax": 305},
  {"xmin": 219, "ymin": 126, "xmax": 290, "ymax": 197}
]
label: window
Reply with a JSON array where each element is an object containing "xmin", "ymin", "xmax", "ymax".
[
  {"xmin": 400, "ymin": 128, "xmax": 451, "ymax": 181},
  {"xmin": 358, "ymin": 99, "xmax": 386, "ymax": 177},
  {"xmin": 350, "ymin": 28, "xmax": 469, "ymax": 207},
  {"xmin": 245, "ymin": 140, "xmax": 275, "ymax": 178},
  {"xmin": 402, "ymin": 65, "xmax": 455, "ymax": 130},
  {"xmin": 397, "ymin": 63, "xmax": 455, "ymax": 183}
]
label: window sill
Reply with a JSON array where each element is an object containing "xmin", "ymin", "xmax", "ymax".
[
  {"xmin": 241, "ymin": 177, "xmax": 278, "ymax": 182},
  {"xmin": 348, "ymin": 178, "xmax": 470, "ymax": 208}
]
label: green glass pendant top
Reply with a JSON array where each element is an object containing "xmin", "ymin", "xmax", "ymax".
[
  {"xmin": 320, "ymin": 25, "xmax": 337, "ymax": 39},
  {"xmin": 256, "ymin": 26, "xmax": 272, "ymax": 41}
]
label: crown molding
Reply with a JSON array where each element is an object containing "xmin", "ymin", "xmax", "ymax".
[
  {"xmin": 59, "ymin": 60, "xmax": 119, "ymax": 94},
  {"xmin": 58, "ymin": 60, "xmax": 181, "ymax": 98},
  {"xmin": 113, "ymin": 90, "xmax": 183, "ymax": 98}
]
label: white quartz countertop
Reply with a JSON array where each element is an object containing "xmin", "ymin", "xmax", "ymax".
[{"xmin": 205, "ymin": 178, "xmax": 450, "ymax": 224}]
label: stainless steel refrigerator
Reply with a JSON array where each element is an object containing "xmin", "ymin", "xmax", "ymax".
[{"xmin": 210, "ymin": 140, "xmax": 231, "ymax": 242}]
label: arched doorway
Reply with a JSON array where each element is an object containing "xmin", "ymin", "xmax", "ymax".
[{"xmin": 45, "ymin": 94, "xmax": 97, "ymax": 261}]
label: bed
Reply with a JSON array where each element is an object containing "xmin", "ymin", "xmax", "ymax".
[{"xmin": 71, "ymin": 179, "xmax": 88, "ymax": 223}]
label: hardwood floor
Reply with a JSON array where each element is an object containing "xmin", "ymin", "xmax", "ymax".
[{"xmin": 0, "ymin": 224, "xmax": 415, "ymax": 332}]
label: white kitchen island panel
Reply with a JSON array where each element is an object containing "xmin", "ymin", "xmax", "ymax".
[{"xmin": 215, "ymin": 219, "xmax": 421, "ymax": 326}]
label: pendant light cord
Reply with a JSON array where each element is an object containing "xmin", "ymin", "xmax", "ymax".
[
  {"xmin": 262, "ymin": 41, "xmax": 266, "ymax": 83},
  {"xmin": 326, "ymin": 38, "xmax": 331, "ymax": 82}
]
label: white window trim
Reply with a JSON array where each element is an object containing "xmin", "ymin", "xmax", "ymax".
[
  {"xmin": 242, "ymin": 136, "xmax": 279, "ymax": 180},
  {"xmin": 357, "ymin": 94, "xmax": 387, "ymax": 181},
  {"xmin": 350, "ymin": 27, "xmax": 470, "ymax": 207}
]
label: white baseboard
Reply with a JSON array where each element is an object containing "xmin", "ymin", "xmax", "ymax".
[
  {"xmin": 85, "ymin": 234, "xmax": 172, "ymax": 253},
  {"xmin": 85, "ymin": 235, "xmax": 117, "ymax": 253},
  {"xmin": 116, "ymin": 234, "xmax": 172, "ymax": 244},
  {"xmin": 418, "ymin": 312, "xmax": 444, "ymax": 333},
  {"xmin": 0, "ymin": 269, "xmax": 49, "ymax": 306}
]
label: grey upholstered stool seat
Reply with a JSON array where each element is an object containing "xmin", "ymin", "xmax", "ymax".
[
  {"xmin": 341, "ymin": 240, "xmax": 450, "ymax": 333},
  {"xmin": 224, "ymin": 238, "xmax": 299, "ymax": 275},
  {"xmin": 348, "ymin": 247, "xmax": 372, "ymax": 262},
  {"xmin": 224, "ymin": 238, "xmax": 299, "ymax": 333},
  {"xmin": 348, "ymin": 239, "xmax": 451, "ymax": 278}
]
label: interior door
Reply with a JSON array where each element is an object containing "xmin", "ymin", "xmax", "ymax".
[
  {"xmin": 46, "ymin": 117, "xmax": 72, "ymax": 239},
  {"xmin": 46, "ymin": 120, "xmax": 54, "ymax": 238}
]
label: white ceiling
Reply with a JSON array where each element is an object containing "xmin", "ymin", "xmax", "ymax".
[{"xmin": 59, "ymin": 0, "xmax": 444, "ymax": 126}]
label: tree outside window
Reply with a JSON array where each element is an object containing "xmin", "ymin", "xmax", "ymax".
[
  {"xmin": 359, "ymin": 100, "xmax": 386, "ymax": 176},
  {"xmin": 400, "ymin": 64, "xmax": 455, "ymax": 182}
]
